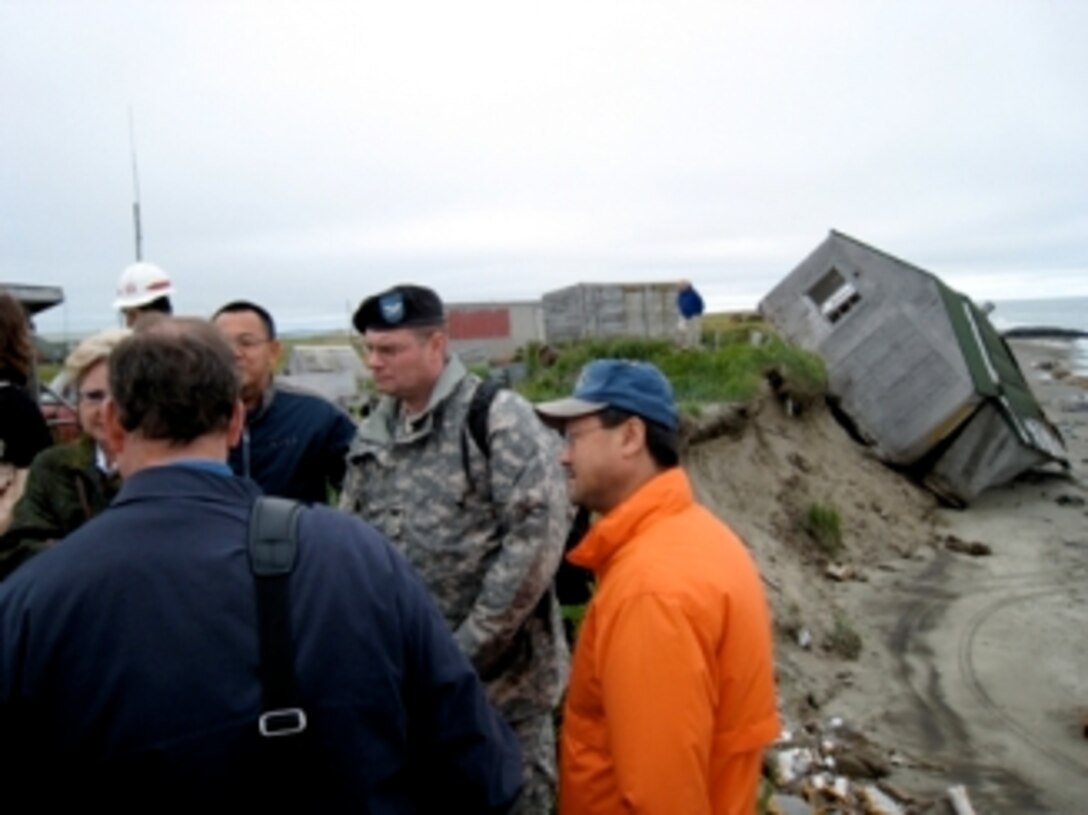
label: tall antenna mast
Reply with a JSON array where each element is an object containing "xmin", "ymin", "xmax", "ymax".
[{"xmin": 128, "ymin": 107, "xmax": 144, "ymax": 261}]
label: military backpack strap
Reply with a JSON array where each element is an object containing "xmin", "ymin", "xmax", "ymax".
[
  {"xmin": 460, "ymin": 379, "xmax": 504, "ymax": 494},
  {"xmin": 466, "ymin": 378, "xmax": 504, "ymax": 457},
  {"xmin": 461, "ymin": 377, "xmax": 595, "ymax": 612},
  {"xmin": 247, "ymin": 495, "xmax": 307, "ymax": 738}
]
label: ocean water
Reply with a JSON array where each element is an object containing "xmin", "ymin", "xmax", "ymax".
[
  {"xmin": 988, "ymin": 296, "xmax": 1088, "ymax": 333},
  {"xmin": 989, "ymin": 296, "xmax": 1088, "ymax": 374}
]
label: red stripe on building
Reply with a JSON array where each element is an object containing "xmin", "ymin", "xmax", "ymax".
[{"xmin": 448, "ymin": 309, "xmax": 511, "ymax": 340}]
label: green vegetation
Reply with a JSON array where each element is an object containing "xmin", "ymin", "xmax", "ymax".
[
  {"xmin": 756, "ymin": 778, "xmax": 775, "ymax": 814},
  {"xmin": 517, "ymin": 334, "xmax": 825, "ymax": 416},
  {"xmin": 826, "ymin": 614, "xmax": 863, "ymax": 660},
  {"xmin": 279, "ymin": 330, "xmax": 355, "ymax": 347},
  {"xmin": 37, "ymin": 362, "xmax": 62, "ymax": 384},
  {"xmin": 467, "ymin": 362, "xmax": 491, "ymax": 380},
  {"xmin": 800, "ymin": 501, "xmax": 843, "ymax": 559},
  {"xmin": 700, "ymin": 310, "xmax": 768, "ymax": 346},
  {"xmin": 562, "ymin": 603, "xmax": 588, "ymax": 633},
  {"xmin": 276, "ymin": 316, "xmax": 827, "ymax": 420}
]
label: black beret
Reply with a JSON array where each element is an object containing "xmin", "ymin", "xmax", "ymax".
[{"xmin": 352, "ymin": 284, "xmax": 446, "ymax": 333}]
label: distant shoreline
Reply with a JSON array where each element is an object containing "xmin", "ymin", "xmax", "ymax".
[{"xmin": 1002, "ymin": 326, "xmax": 1088, "ymax": 340}]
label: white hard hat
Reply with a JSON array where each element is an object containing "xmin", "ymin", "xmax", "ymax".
[{"xmin": 113, "ymin": 262, "xmax": 176, "ymax": 310}]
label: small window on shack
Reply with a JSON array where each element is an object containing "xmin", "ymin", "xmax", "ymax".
[{"xmin": 807, "ymin": 267, "xmax": 861, "ymax": 324}]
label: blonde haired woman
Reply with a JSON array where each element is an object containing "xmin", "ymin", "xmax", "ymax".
[{"xmin": 0, "ymin": 328, "xmax": 130, "ymax": 579}]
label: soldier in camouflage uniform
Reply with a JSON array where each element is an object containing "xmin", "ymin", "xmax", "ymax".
[{"xmin": 341, "ymin": 284, "xmax": 570, "ymax": 814}]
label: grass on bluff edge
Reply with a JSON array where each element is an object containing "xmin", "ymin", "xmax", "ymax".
[
  {"xmin": 516, "ymin": 332, "xmax": 826, "ymax": 417},
  {"xmin": 800, "ymin": 501, "xmax": 844, "ymax": 560},
  {"xmin": 826, "ymin": 613, "xmax": 863, "ymax": 660}
]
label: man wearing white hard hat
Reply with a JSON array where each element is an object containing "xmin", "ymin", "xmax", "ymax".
[{"xmin": 113, "ymin": 262, "xmax": 175, "ymax": 327}]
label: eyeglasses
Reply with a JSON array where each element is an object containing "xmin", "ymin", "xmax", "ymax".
[
  {"xmin": 562, "ymin": 424, "xmax": 609, "ymax": 446},
  {"xmin": 226, "ymin": 335, "xmax": 272, "ymax": 352},
  {"xmin": 79, "ymin": 389, "xmax": 108, "ymax": 404}
]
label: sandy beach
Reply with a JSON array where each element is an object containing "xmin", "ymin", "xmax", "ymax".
[
  {"xmin": 687, "ymin": 337, "xmax": 1088, "ymax": 812},
  {"xmin": 878, "ymin": 339, "xmax": 1088, "ymax": 812}
]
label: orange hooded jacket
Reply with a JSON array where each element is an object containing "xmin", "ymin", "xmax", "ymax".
[{"xmin": 559, "ymin": 468, "xmax": 779, "ymax": 815}]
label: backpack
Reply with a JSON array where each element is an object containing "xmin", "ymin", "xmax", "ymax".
[{"xmin": 464, "ymin": 379, "xmax": 594, "ymax": 607}]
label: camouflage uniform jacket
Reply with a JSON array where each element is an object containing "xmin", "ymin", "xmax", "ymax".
[
  {"xmin": 0, "ymin": 435, "xmax": 121, "ymax": 580},
  {"xmin": 341, "ymin": 355, "xmax": 570, "ymax": 722}
]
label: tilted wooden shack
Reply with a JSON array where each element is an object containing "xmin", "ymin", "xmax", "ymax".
[
  {"xmin": 543, "ymin": 282, "xmax": 680, "ymax": 344},
  {"xmin": 759, "ymin": 231, "xmax": 1066, "ymax": 505}
]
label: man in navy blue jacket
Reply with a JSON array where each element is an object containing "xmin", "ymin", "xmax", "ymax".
[
  {"xmin": 0, "ymin": 317, "xmax": 522, "ymax": 811},
  {"xmin": 213, "ymin": 300, "xmax": 356, "ymax": 503}
]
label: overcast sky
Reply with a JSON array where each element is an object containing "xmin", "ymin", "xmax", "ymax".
[{"xmin": 4, "ymin": 1, "xmax": 1087, "ymax": 335}]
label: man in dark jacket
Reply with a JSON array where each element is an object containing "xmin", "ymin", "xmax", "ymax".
[
  {"xmin": 0, "ymin": 318, "xmax": 522, "ymax": 811},
  {"xmin": 676, "ymin": 279, "xmax": 705, "ymax": 348},
  {"xmin": 213, "ymin": 300, "xmax": 356, "ymax": 503}
]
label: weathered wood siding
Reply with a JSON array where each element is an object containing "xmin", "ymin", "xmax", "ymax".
[
  {"xmin": 925, "ymin": 402, "xmax": 1050, "ymax": 505},
  {"xmin": 543, "ymin": 283, "xmax": 679, "ymax": 343}
]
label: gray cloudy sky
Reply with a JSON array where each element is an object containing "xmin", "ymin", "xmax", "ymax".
[{"xmin": 4, "ymin": 1, "xmax": 1087, "ymax": 335}]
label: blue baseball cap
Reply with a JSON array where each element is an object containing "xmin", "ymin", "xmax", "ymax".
[{"xmin": 535, "ymin": 359, "xmax": 679, "ymax": 431}]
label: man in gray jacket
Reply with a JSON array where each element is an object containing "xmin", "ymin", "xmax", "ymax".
[{"xmin": 341, "ymin": 284, "xmax": 570, "ymax": 813}]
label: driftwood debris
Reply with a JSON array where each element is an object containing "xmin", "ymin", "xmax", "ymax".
[
  {"xmin": 947, "ymin": 784, "xmax": 977, "ymax": 815},
  {"xmin": 942, "ymin": 535, "xmax": 993, "ymax": 557}
]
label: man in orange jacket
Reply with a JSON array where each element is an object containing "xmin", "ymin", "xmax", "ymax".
[{"xmin": 537, "ymin": 360, "xmax": 779, "ymax": 815}]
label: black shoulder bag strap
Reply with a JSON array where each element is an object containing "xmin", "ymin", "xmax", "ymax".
[
  {"xmin": 465, "ymin": 378, "xmax": 504, "ymax": 457},
  {"xmin": 247, "ymin": 495, "xmax": 307, "ymax": 738},
  {"xmin": 460, "ymin": 378, "xmax": 504, "ymax": 493}
]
